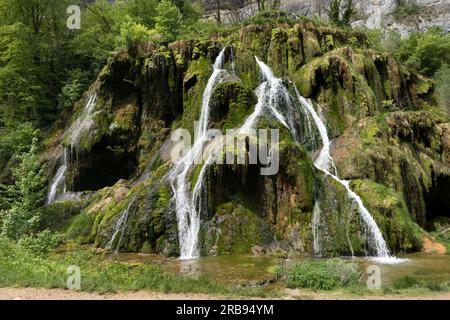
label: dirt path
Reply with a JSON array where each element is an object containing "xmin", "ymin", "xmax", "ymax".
[
  {"xmin": 1, "ymin": 287, "xmax": 450, "ymax": 300},
  {"xmin": 0, "ymin": 288, "xmax": 223, "ymax": 300}
]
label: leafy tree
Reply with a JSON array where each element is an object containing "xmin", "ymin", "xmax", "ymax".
[
  {"xmin": 328, "ymin": 0, "xmax": 359, "ymax": 27},
  {"xmin": 155, "ymin": 0, "xmax": 183, "ymax": 42},
  {"xmin": 395, "ymin": 28, "xmax": 450, "ymax": 77},
  {"xmin": 0, "ymin": 0, "xmax": 81, "ymax": 125},
  {"xmin": 0, "ymin": 122, "xmax": 38, "ymax": 184},
  {"xmin": 60, "ymin": 69, "xmax": 90, "ymax": 109},
  {"xmin": 0, "ymin": 138, "xmax": 46, "ymax": 240},
  {"xmin": 71, "ymin": 0, "xmax": 124, "ymax": 71},
  {"xmin": 118, "ymin": 15, "xmax": 154, "ymax": 49}
]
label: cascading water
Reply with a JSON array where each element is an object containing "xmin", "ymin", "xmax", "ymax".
[
  {"xmin": 46, "ymin": 91, "xmax": 98, "ymax": 205},
  {"xmin": 168, "ymin": 52, "xmax": 396, "ymax": 262},
  {"xmin": 239, "ymin": 57, "xmax": 392, "ymax": 260},
  {"xmin": 106, "ymin": 197, "xmax": 137, "ymax": 253},
  {"xmin": 46, "ymin": 148, "xmax": 68, "ymax": 205},
  {"xmin": 182, "ymin": 56, "xmax": 307, "ymax": 262},
  {"xmin": 67, "ymin": 92, "xmax": 98, "ymax": 152},
  {"xmin": 169, "ymin": 48, "xmax": 228, "ymax": 260},
  {"xmin": 293, "ymin": 89, "xmax": 392, "ymax": 260},
  {"xmin": 312, "ymin": 201, "xmax": 322, "ymax": 257}
]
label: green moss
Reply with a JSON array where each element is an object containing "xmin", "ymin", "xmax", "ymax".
[
  {"xmin": 111, "ymin": 103, "xmax": 138, "ymax": 131},
  {"xmin": 210, "ymin": 80, "xmax": 256, "ymax": 130},
  {"xmin": 65, "ymin": 211, "xmax": 96, "ymax": 242},
  {"xmin": 201, "ymin": 202, "xmax": 273, "ymax": 255},
  {"xmin": 180, "ymin": 57, "xmax": 212, "ymax": 135},
  {"xmin": 302, "ymin": 30, "xmax": 322, "ymax": 62},
  {"xmin": 351, "ymin": 179, "xmax": 425, "ymax": 252},
  {"xmin": 40, "ymin": 200, "xmax": 85, "ymax": 232}
]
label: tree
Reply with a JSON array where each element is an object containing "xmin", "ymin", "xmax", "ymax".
[
  {"xmin": 396, "ymin": 28, "xmax": 450, "ymax": 77},
  {"xmin": 1, "ymin": 138, "xmax": 46, "ymax": 240},
  {"xmin": 327, "ymin": 0, "xmax": 358, "ymax": 27},
  {"xmin": 0, "ymin": 0, "xmax": 80, "ymax": 125},
  {"xmin": 119, "ymin": 15, "xmax": 154, "ymax": 49},
  {"xmin": 155, "ymin": 0, "xmax": 183, "ymax": 42}
]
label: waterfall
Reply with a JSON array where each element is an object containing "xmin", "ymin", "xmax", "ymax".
[
  {"xmin": 107, "ymin": 197, "xmax": 136, "ymax": 253},
  {"xmin": 47, "ymin": 91, "xmax": 98, "ymax": 205},
  {"xmin": 240, "ymin": 58, "xmax": 392, "ymax": 260},
  {"xmin": 66, "ymin": 92, "xmax": 98, "ymax": 152},
  {"xmin": 182, "ymin": 56, "xmax": 302, "ymax": 260},
  {"xmin": 312, "ymin": 201, "xmax": 322, "ymax": 257},
  {"xmin": 169, "ymin": 48, "xmax": 227, "ymax": 260},
  {"xmin": 46, "ymin": 148, "xmax": 68, "ymax": 205},
  {"xmin": 293, "ymin": 89, "xmax": 391, "ymax": 259}
]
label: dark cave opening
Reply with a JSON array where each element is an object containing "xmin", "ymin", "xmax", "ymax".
[
  {"xmin": 206, "ymin": 163, "xmax": 264, "ymax": 219},
  {"xmin": 424, "ymin": 172, "xmax": 450, "ymax": 227},
  {"xmin": 72, "ymin": 137, "xmax": 138, "ymax": 192}
]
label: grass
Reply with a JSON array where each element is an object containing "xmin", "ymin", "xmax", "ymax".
[
  {"xmin": 283, "ymin": 259, "xmax": 362, "ymax": 291},
  {"xmin": 2, "ymin": 237, "xmax": 449, "ymax": 299},
  {"xmin": 0, "ymin": 237, "xmax": 271, "ymax": 297},
  {"xmin": 390, "ymin": 276, "xmax": 449, "ymax": 292}
]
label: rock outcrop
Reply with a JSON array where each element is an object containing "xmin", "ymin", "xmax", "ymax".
[{"xmin": 45, "ymin": 20, "xmax": 449, "ymax": 257}]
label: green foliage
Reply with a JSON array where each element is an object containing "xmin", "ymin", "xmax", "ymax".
[
  {"xmin": 284, "ymin": 259, "xmax": 362, "ymax": 290},
  {"xmin": 118, "ymin": 15, "xmax": 154, "ymax": 49},
  {"xmin": 243, "ymin": 10, "xmax": 306, "ymax": 26},
  {"xmin": 392, "ymin": 276, "xmax": 446, "ymax": 292},
  {"xmin": 396, "ymin": 28, "xmax": 450, "ymax": 77},
  {"xmin": 19, "ymin": 230, "xmax": 61, "ymax": 256},
  {"xmin": 0, "ymin": 0, "xmax": 81, "ymax": 125},
  {"xmin": 60, "ymin": 69, "xmax": 90, "ymax": 109},
  {"xmin": 435, "ymin": 65, "xmax": 450, "ymax": 113},
  {"xmin": 155, "ymin": 0, "xmax": 183, "ymax": 42},
  {"xmin": 393, "ymin": 1, "xmax": 420, "ymax": 20},
  {"xmin": 0, "ymin": 138, "xmax": 46, "ymax": 240},
  {"xmin": 366, "ymin": 29, "xmax": 401, "ymax": 54},
  {"xmin": 328, "ymin": 0, "xmax": 359, "ymax": 27},
  {"xmin": 0, "ymin": 237, "xmax": 268, "ymax": 296}
]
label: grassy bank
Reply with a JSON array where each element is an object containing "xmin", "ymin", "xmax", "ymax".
[
  {"xmin": 0, "ymin": 237, "xmax": 269, "ymax": 297},
  {"xmin": 1, "ymin": 237, "xmax": 449, "ymax": 299}
]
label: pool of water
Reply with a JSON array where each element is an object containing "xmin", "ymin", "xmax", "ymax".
[
  {"xmin": 357, "ymin": 253, "xmax": 450, "ymax": 285},
  {"xmin": 108, "ymin": 253, "xmax": 281, "ymax": 285},
  {"xmin": 108, "ymin": 252, "xmax": 450, "ymax": 287}
]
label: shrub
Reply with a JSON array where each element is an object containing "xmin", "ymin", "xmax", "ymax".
[
  {"xmin": 393, "ymin": 276, "xmax": 445, "ymax": 292},
  {"xmin": 285, "ymin": 259, "xmax": 362, "ymax": 290},
  {"xmin": 393, "ymin": 2, "xmax": 420, "ymax": 20},
  {"xmin": 119, "ymin": 15, "xmax": 154, "ymax": 49},
  {"xmin": 0, "ymin": 138, "xmax": 46, "ymax": 240},
  {"xmin": 396, "ymin": 28, "xmax": 450, "ymax": 77},
  {"xmin": 19, "ymin": 230, "xmax": 61, "ymax": 256}
]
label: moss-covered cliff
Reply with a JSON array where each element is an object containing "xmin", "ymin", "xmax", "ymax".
[{"xmin": 45, "ymin": 19, "xmax": 450, "ymax": 257}]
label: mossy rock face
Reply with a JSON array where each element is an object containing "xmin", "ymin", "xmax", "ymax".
[
  {"xmin": 50, "ymin": 20, "xmax": 450, "ymax": 258},
  {"xmin": 200, "ymin": 202, "xmax": 273, "ymax": 255},
  {"xmin": 209, "ymin": 77, "xmax": 256, "ymax": 130},
  {"xmin": 351, "ymin": 180, "xmax": 424, "ymax": 253},
  {"xmin": 332, "ymin": 111, "xmax": 449, "ymax": 228},
  {"xmin": 40, "ymin": 199, "xmax": 87, "ymax": 232},
  {"xmin": 315, "ymin": 175, "xmax": 362, "ymax": 257},
  {"xmin": 294, "ymin": 47, "xmax": 410, "ymax": 137}
]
